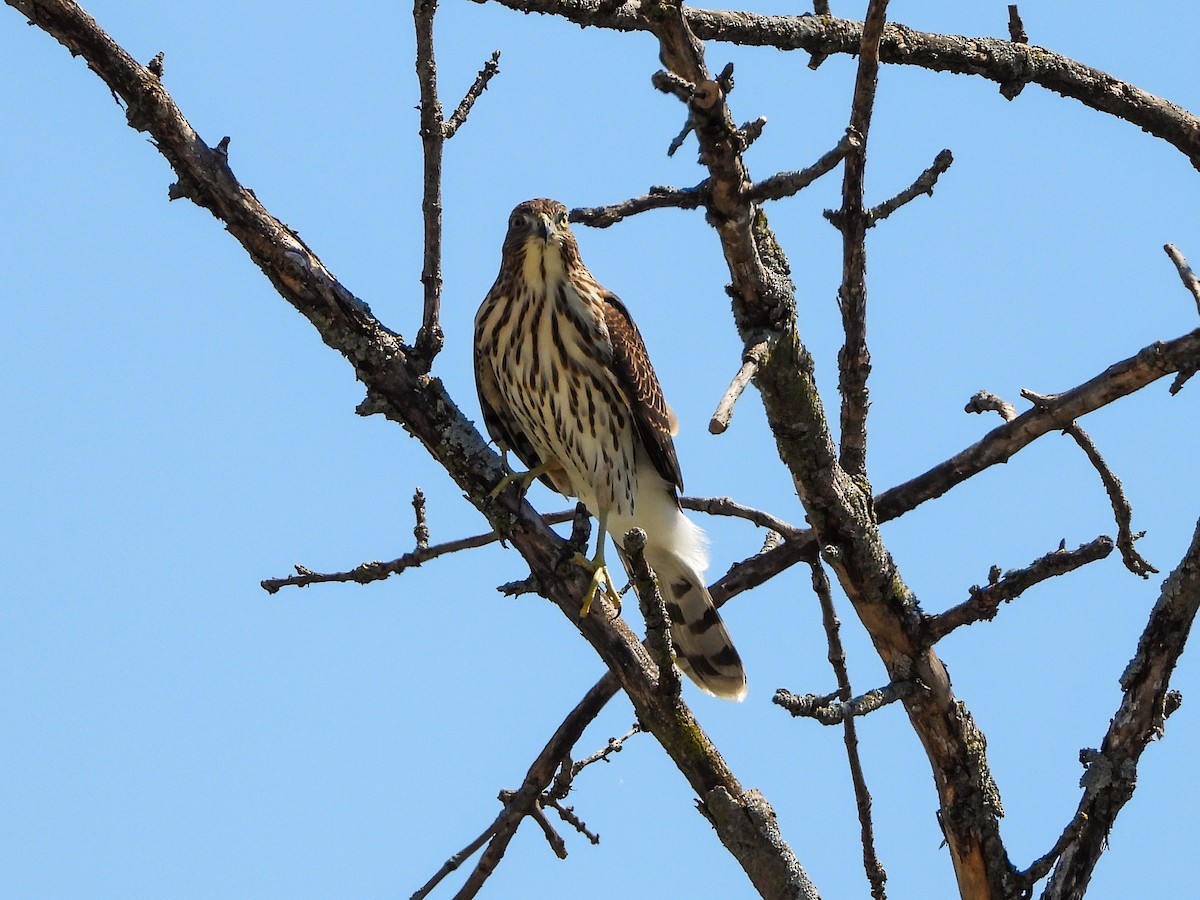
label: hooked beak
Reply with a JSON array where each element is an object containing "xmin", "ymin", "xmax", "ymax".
[{"xmin": 535, "ymin": 213, "xmax": 556, "ymax": 242}]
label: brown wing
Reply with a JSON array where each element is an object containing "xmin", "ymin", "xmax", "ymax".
[{"xmin": 602, "ymin": 291, "xmax": 684, "ymax": 492}]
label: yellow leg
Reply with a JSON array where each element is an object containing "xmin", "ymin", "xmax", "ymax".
[
  {"xmin": 489, "ymin": 451, "xmax": 551, "ymax": 500},
  {"xmin": 579, "ymin": 508, "xmax": 622, "ymax": 617}
]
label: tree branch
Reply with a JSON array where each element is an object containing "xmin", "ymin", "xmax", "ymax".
[
  {"xmin": 866, "ymin": 148, "xmax": 954, "ymax": 227},
  {"xmin": 1052, "ymin": 416, "xmax": 1157, "ymax": 578},
  {"xmin": 709, "ymin": 338, "xmax": 772, "ymax": 434},
  {"xmin": 1164, "ymin": 242, "xmax": 1200, "ymax": 318},
  {"xmin": 475, "ymin": 1, "xmax": 1200, "ymax": 170},
  {"xmin": 922, "ymin": 537, "xmax": 1115, "ymax": 644},
  {"xmin": 1042, "ymin": 518, "xmax": 1200, "ymax": 899},
  {"xmin": 774, "ymin": 680, "xmax": 915, "ymax": 725},
  {"xmin": 876, "ymin": 329, "xmax": 1200, "ymax": 518},
  {"xmin": 571, "ymin": 182, "xmax": 708, "ymax": 228},
  {"xmin": 443, "ymin": 50, "xmax": 501, "ymax": 139},
  {"xmin": 808, "ymin": 561, "xmax": 888, "ymax": 899},
  {"xmin": 746, "ymin": 128, "xmax": 861, "ymax": 203},
  {"xmin": 832, "ymin": 0, "xmax": 889, "ymax": 479},
  {"xmin": 413, "ymin": 0, "xmax": 446, "ymax": 369}
]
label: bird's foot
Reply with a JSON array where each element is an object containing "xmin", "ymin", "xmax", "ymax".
[
  {"xmin": 488, "ymin": 461, "xmax": 550, "ymax": 500},
  {"xmin": 575, "ymin": 553, "xmax": 622, "ymax": 617}
]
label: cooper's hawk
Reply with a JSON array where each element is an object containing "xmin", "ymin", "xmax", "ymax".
[{"xmin": 474, "ymin": 198, "xmax": 747, "ymax": 700}]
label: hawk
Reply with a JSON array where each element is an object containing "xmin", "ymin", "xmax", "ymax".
[{"xmin": 474, "ymin": 198, "xmax": 747, "ymax": 700}]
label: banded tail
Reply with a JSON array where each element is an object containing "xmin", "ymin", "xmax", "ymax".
[
  {"xmin": 648, "ymin": 547, "xmax": 747, "ymax": 701},
  {"xmin": 607, "ymin": 466, "xmax": 747, "ymax": 701}
]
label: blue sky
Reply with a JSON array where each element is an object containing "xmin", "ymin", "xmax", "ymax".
[{"xmin": 3, "ymin": 2, "xmax": 1199, "ymax": 898}]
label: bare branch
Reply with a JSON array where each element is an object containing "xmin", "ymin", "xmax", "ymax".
[
  {"xmin": 571, "ymin": 183, "xmax": 707, "ymax": 229},
  {"xmin": 735, "ymin": 115, "xmax": 768, "ymax": 150},
  {"xmin": 709, "ymin": 339, "xmax": 773, "ymax": 434},
  {"xmin": 923, "ymin": 537, "xmax": 1115, "ymax": 644},
  {"xmin": 774, "ymin": 681, "xmax": 915, "ymax": 724},
  {"xmin": 476, "ymin": 1, "xmax": 1200, "ymax": 170},
  {"xmin": 707, "ymin": 329, "xmax": 1199, "ymax": 610},
  {"xmin": 569, "ymin": 724, "xmax": 642, "ymax": 778},
  {"xmin": 1164, "ymin": 242, "xmax": 1200, "ymax": 317},
  {"xmin": 746, "ymin": 128, "xmax": 862, "ymax": 203},
  {"xmin": 430, "ymin": 675, "xmax": 619, "ymax": 897},
  {"xmin": 876, "ymin": 329, "xmax": 1200, "ymax": 519},
  {"xmin": 1044, "ymin": 518, "xmax": 1200, "ymax": 897},
  {"xmin": 412, "ymin": 487, "xmax": 430, "ymax": 551},
  {"xmin": 525, "ymin": 799, "xmax": 568, "ymax": 859},
  {"xmin": 413, "ymin": 0, "xmax": 446, "ymax": 369},
  {"xmin": 684, "ymin": 495, "xmax": 804, "ymax": 542},
  {"xmin": 541, "ymin": 795, "xmax": 600, "ymax": 846},
  {"xmin": 1007, "ymin": 5, "xmax": 1029, "ymax": 44},
  {"xmin": 808, "ymin": 561, "xmax": 888, "ymax": 899},
  {"xmin": 1018, "ymin": 810, "xmax": 1086, "ymax": 895},
  {"xmin": 866, "ymin": 149, "xmax": 954, "ymax": 226},
  {"xmin": 443, "ymin": 50, "xmax": 501, "ymax": 139},
  {"xmin": 260, "ymin": 509, "xmax": 575, "ymax": 593},
  {"xmin": 622, "ymin": 529, "xmax": 681, "ymax": 697},
  {"xmin": 1052, "ymin": 417, "xmax": 1158, "ymax": 578},
  {"xmin": 965, "ymin": 390, "xmax": 1018, "ymax": 422},
  {"xmin": 832, "ymin": 0, "xmax": 890, "ymax": 479},
  {"xmin": 410, "ymin": 818, "xmax": 498, "ymax": 900},
  {"xmin": 262, "ymin": 492, "xmax": 798, "ymax": 595}
]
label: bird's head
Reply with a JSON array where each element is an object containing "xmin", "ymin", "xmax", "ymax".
[{"xmin": 502, "ymin": 198, "xmax": 579, "ymax": 271}]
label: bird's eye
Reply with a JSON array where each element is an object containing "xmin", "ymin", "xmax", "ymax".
[{"xmin": 556, "ymin": 211, "xmax": 569, "ymax": 227}]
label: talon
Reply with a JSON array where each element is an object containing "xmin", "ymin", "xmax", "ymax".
[
  {"xmin": 576, "ymin": 507, "xmax": 621, "ymax": 617},
  {"xmin": 578, "ymin": 559, "xmax": 621, "ymax": 617},
  {"xmin": 488, "ymin": 455, "xmax": 551, "ymax": 500}
]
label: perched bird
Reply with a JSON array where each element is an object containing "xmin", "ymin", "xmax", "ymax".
[{"xmin": 474, "ymin": 198, "xmax": 747, "ymax": 700}]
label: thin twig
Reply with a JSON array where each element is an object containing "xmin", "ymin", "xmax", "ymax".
[
  {"xmin": 773, "ymin": 681, "xmax": 915, "ymax": 724},
  {"xmin": 413, "ymin": 0, "xmax": 446, "ymax": 369},
  {"xmin": 426, "ymin": 675, "xmax": 619, "ymax": 898},
  {"xmin": 709, "ymin": 338, "xmax": 773, "ymax": 434},
  {"xmin": 866, "ymin": 148, "xmax": 953, "ymax": 226},
  {"xmin": 667, "ymin": 119, "xmax": 694, "ymax": 156},
  {"xmin": 923, "ymin": 536, "xmax": 1115, "ymax": 643},
  {"xmin": 1022, "ymin": 387, "xmax": 1157, "ymax": 577},
  {"xmin": 1053, "ymin": 416, "xmax": 1158, "ymax": 578},
  {"xmin": 1007, "ymin": 5, "xmax": 1028, "ymax": 44},
  {"xmin": 746, "ymin": 128, "xmax": 862, "ymax": 203},
  {"xmin": 1017, "ymin": 809, "xmax": 1086, "ymax": 893},
  {"xmin": 964, "ymin": 389, "xmax": 1018, "ymax": 422},
  {"xmin": 569, "ymin": 724, "xmax": 642, "ymax": 778},
  {"xmin": 682, "ymin": 495, "xmax": 804, "ymax": 541},
  {"xmin": 260, "ymin": 509, "xmax": 574, "ymax": 593},
  {"xmin": 1164, "ymin": 243, "xmax": 1200, "ymax": 317},
  {"xmin": 443, "ymin": 50, "xmax": 501, "ymax": 139},
  {"xmin": 410, "ymin": 819, "xmax": 498, "ymax": 900},
  {"xmin": 525, "ymin": 800, "xmax": 568, "ymax": 859},
  {"xmin": 808, "ymin": 561, "xmax": 888, "ymax": 899},
  {"xmin": 571, "ymin": 183, "xmax": 707, "ymax": 229},
  {"xmin": 735, "ymin": 115, "xmax": 768, "ymax": 151},
  {"xmin": 412, "ymin": 487, "xmax": 430, "ymax": 550},
  {"xmin": 541, "ymin": 796, "xmax": 600, "ymax": 845}
]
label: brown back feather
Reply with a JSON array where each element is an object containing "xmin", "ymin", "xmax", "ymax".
[{"xmin": 602, "ymin": 292, "xmax": 683, "ymax": 493}]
